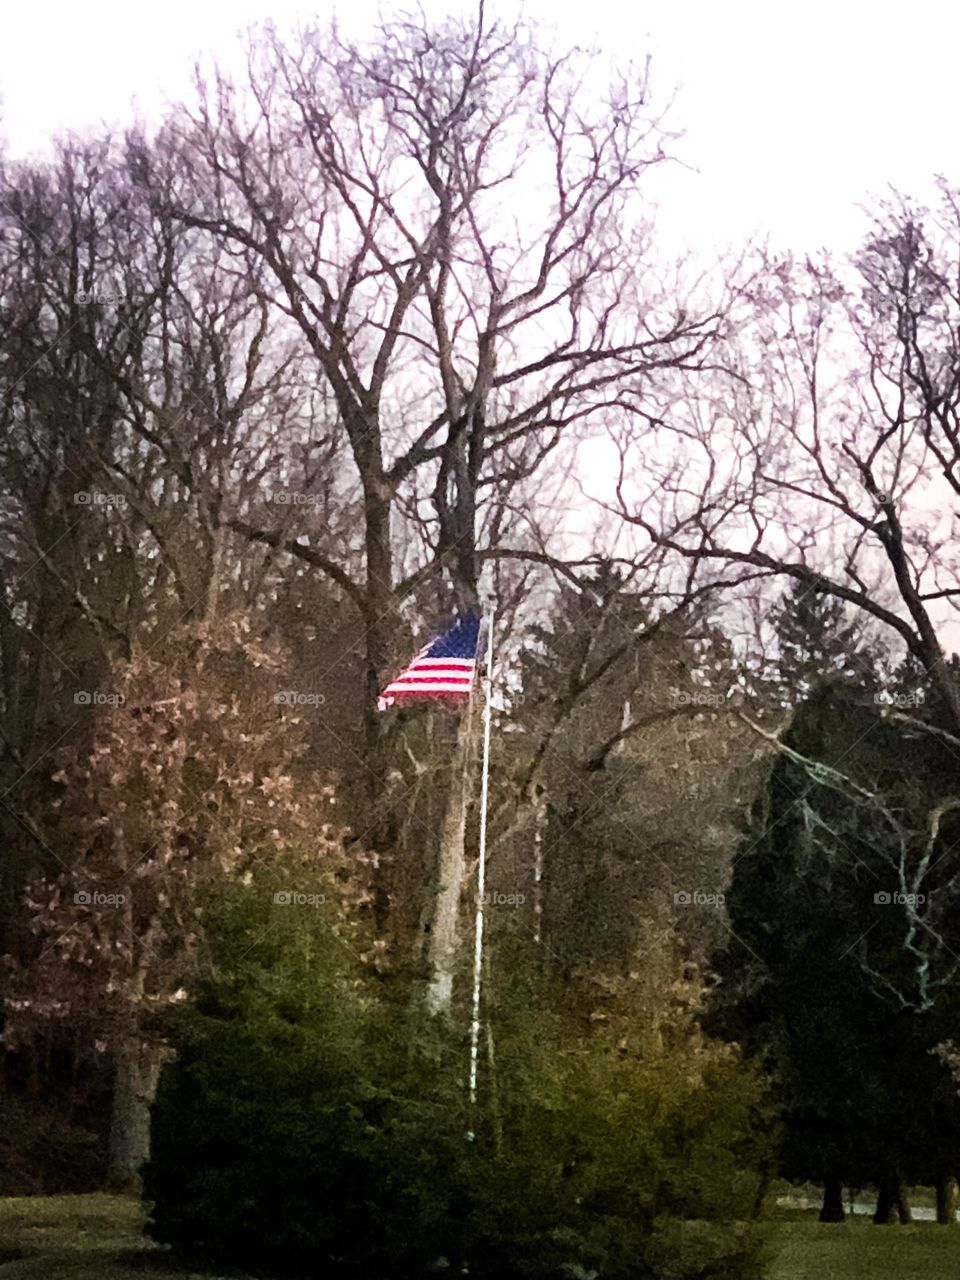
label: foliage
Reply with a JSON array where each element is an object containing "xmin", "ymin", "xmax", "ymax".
[
  {"xmin": 709, "ymin": 683, "xmax": 960, "ymax": 1192},
  {"xmin": 769, "ymin": 581, "xmax": 878, "ymax": 704},
  {"xmin": 4, "ymin": 0, "xmax": 960, "ymax": 1243},
  {"xmin": 146, "ymin": 889, "xmax": 771, "ymax": 1279},
  {"xmin": 504, "ymin": 571, "xmax": 761, "ymax": 971},
  {"xmin": 4, "ymin": 613, "xmax": 370, "ymax": 1050}
]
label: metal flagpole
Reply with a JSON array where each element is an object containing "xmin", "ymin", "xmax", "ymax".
[{"xmin": 466, "ymin": 608, "xmax": 495, "ymax": 1140}]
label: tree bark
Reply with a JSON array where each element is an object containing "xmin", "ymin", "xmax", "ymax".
[
  {"xmin": 750, "ymin": 1165, "xmax": 773, "ymax": 1220},
  {"xmin": 873, "ymin": 1175, "xmax": 909, "ymax": 1224},
  {"xmin": 423, "ymin": 707, "xmax": 475, "ymax": 1015},
  {"xmin": 819, "ymin": 1177, "xmax": 846, "ymax": 1222},
  {"xmin": 107, "ymin": 1039, "xmax": 163, "ymax": 1191},
  {"xmin": 937, "ymin": 1175, "xmax": 958, "ymax": 1224}
]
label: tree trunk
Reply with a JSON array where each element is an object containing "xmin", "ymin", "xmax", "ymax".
[
  {"xmin": 423, "ymin": 707, "xmax": 475, "ymax": 1015},
  {"xmin": 819, "ymin": 1177, "xmax": 846, "ymax": 1222},
  {"xmin": 24, "ymin": 1040, "xmax": 40, "ymax": 1097},
  {"xmin": 361, "ymin": 474, "xmax": 393, "ymax": 730},
  {"xmin": 937, "ymin": 1175, "xmax": 958, "ymax": 1224},
  {"xmin": 107, "ymin": 1039, "xmax": 163, "ymax": 1191},
  {"xmin": 873, "ymin": 1174, "xmax": 909, "ymax": 1224},
  {"xmin": 750, "ymin": 1165, "xmax": 773, "ymax": 1220}
]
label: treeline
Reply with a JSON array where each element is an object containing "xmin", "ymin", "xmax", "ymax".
[{"xmin": 2, "ymin": 6, "xmax": 960, "ymax": 1276}]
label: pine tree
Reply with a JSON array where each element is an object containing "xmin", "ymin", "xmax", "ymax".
[
  {"xmin": 770, "ymin": 581, "xmax": 877, "ymax": 704},
  {"xmin": 707, "ymin": 684, "xmax": 960, "ymax": 1217}
]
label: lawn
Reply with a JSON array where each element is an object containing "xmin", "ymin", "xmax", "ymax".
[
  {"xmin": 766, "ymin": 1212, "xmax": 960, "ymax": 1280},
  {"xmin": 0, "ymin": 1192, "xmax": 213, "ymax": 1279},
  {"xmin": 4, "ymin": 1194, "xmax": 960, "ymax": 1279}
]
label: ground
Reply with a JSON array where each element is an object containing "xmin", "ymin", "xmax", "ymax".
[
  {"xmin": 3, "ymin": 1194, "xmax": 960, "ymax": 1278},
  {"xmin": 766, "ymin": 1214, "xmax": 960, "ymax": 1279},
  {"xmin": 0, "ymin": 1194, "xmax": 196, "ymax": 1280}
]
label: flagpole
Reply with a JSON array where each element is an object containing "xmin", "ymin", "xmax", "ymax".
[{"xmin": 466, "ymin": 608, "xmax": 494, "ymax": 1139}]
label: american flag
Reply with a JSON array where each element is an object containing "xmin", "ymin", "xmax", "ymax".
[{"xmin": 377, "ymin": 613, "xmax": 481, "ymax": 710}]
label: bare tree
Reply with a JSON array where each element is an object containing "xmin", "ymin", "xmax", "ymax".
[
  {"xmin": 612, "ymin": 184, "xmax": 960, "ymax": 732},
  {"xmin": 129, "ymin": 7, "xmax": 720, "ymax": 1011},
  {"xmin": 0, "ymin": 136, "xmax": 353, "ymax": 1156}
]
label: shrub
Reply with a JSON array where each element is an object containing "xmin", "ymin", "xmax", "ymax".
[{"xmin": 144, "ymin": 891, "xmax": 770, "ymax": 1279}]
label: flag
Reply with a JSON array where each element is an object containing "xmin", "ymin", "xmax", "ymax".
[{"xmin": 377, "ymin": 613, "xmax": 481, "ymax": 710}]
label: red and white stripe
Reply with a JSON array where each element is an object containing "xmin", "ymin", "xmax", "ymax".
[{"xmin": 376, "ymin": 655, "xmax": 477, "ymax": 709}]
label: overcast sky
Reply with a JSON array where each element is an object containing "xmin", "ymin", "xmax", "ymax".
[{"xmin": 2, "ymin": 0, "xmax": 958, "ymax": 259}]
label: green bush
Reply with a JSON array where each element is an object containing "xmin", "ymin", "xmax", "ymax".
[{"xmin": 144, "ymin": 889, "xmax": 769, "ymax": 1279}]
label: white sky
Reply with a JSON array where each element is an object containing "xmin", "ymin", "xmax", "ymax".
[{"xmin": 2, "ymin": 0, "xmax": 958, "ymax": 259}]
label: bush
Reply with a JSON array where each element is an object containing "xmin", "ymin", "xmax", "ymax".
[
  {"xmin": 0, "ymin": 1089, "xmax": 106, "ymax": 1194},
  {"xmin": 144, "ymin": 890, "xmax": 770, "ymax": 1279}
]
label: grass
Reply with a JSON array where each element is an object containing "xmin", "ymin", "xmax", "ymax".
[
  {"xmin": 766, "ymin": 1210, "xmax": 960, "ymax": 1280},
  {"xmin": 4, "ymin": 1193, "xmax": 960, "ymax": 1278},
  {"xmin": 0, "ymin": 1192, "xmax": 228, "ymax": 1279}
]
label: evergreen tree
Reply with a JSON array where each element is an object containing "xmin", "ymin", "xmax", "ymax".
[
  {"xmin": 770, "ymin": 582, "xmax": 878, "ymax": 704},
  {"xmin": 707, "ymin": 684, "xmax": 960, "ymax": 1218},
  {"xmin": 511, "ymin": 568, "xmax": 756, "ymax": 972}
]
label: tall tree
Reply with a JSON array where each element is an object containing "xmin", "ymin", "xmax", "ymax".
[
  {"xmin": 770, "ymin": 580, "xmax": 878, "ymax": 704},
  {"xmin": 4, "ymin": 615, "xmax": 364, "ymax": 1186},
  {"xmin": 134, "ymin": 8, "xmax": 720, "ymax": 1011},
  {"xmin": 709, "ymin": 684, "xmax": 960, "ymax": 1218},
  {"xmin": 615, "ymin": 183, "xmax": 960, "ymax": 735},
  {"xmin": 497, "ymin": 568, "xmax": 761, "ymax": 973}
]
